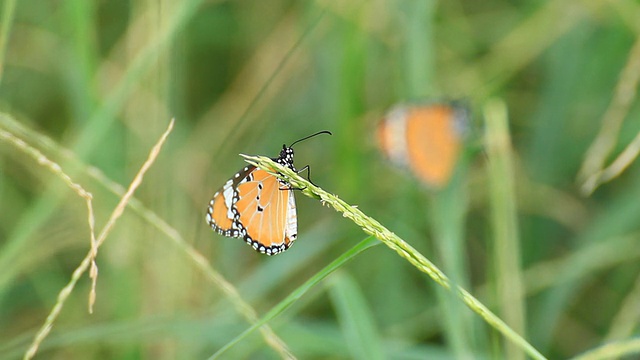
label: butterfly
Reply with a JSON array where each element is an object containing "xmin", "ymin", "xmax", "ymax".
[
  {"xmin": 206, "ymin": 131, "xmax": 331, "ymax": 255},
  {"xmin": 377, "ymin": 102, "xmax": 468, "ymax": 188}
]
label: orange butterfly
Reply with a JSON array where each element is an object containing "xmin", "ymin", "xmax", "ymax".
[
  {"xmin": 206, "ymin": 131, "xmax": 331, "ymax": 255},
  {"xmin": 377, "ymin": 103, "xmax": 468, "ymax": 188}
]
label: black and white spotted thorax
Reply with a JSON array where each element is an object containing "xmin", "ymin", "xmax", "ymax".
[{"xmin": 274, "ymin": 145, "xmax": 296, "ymax": 186}]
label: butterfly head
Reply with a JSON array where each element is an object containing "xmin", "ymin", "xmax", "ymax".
[
  {"xmin": 276, "ymin": 145, "xmax": 296, "ymax": 171},
  {"xmin": 274, "ymin": 130, "xmax": 333, "ymax": 172}
]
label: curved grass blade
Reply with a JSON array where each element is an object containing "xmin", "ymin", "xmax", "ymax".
[
  {"xmin": 241, "ymin": 153, "xmax": 547, "ymax": 360},
  {"xmin": 209, "ymin": 236, "xmax": 379, "ymax": 359}
]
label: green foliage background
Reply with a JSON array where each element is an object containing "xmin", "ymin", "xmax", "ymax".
[{"xmin": 1, "ymin": 0, "xmax": 640, "ymax": 359}]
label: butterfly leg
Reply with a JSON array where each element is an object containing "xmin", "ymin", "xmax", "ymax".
[
  {"xmin": 297, "ymin": 165, "xmax": 318, "ymax": 186},
  {"xmin": 278, "ymin": 165, "xmax": 317, "ymax": 191}
]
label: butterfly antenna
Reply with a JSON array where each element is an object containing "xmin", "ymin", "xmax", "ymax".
[{"xmin": 289, "ymin": 130, "xmax": 332, "ymax": 147}]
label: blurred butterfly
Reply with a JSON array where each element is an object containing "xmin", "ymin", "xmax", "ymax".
[
  {"xmin": 206, "ymin": 131, "xmax": 331, "ymax": 255},
  {"xmin": 377, "ymin": 102, "xmax": 468, "ymax": 188}
]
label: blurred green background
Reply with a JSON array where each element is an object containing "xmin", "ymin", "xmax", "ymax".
[{"xmin": 1, "ymin": 0, "xmax": 640, "ymax": 359}]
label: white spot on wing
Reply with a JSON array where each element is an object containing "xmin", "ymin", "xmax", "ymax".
[{"xmin": 222, "ymin": 181, "xmax": 235, "ymax": 220}]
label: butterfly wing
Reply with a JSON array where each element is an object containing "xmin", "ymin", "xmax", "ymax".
[
  {"xmin": 207, "ymin": 165, "xmax": 297, "ymax": 256},
  {"xmin": 405, "ymin": 105, "xmax": 461, "ymax": 187},
  {"xmin": 234, "ymin": 168, "xmax": 297, "ymax": 255},
  {"xmin": 377, "ymin": 106, "xmax": 411, "ymax": 169},
  {"xmin": 206, "ymin": 165, "xmax": 255, "ymax": 238},
  {"xmin": 378, "ymin": 104, "xmax": 466, "ymax": 188},
  {"xmin": 284, "ymin": 188, "xmax": 297, "ymax": 244}
]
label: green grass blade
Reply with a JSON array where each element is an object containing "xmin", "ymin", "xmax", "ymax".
[
  {"xmin": 0, "ymin": 0, "xmax": 16, "ymax": 85},
  {"xmin": 484, "ymin": 99, "xmax": 526, "ymax": 360},
  {"xmin": 208, "ymin": 236, "xmax": 379, "ymax": 359},
  {"xmin": 569, "ymin": 338, "xmax": 640, "ymax": 360},
  {"xmin": 328, "ymin": 271, "xmax": 384, "ymax": 360}
]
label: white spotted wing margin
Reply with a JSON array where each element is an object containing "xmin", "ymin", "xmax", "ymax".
[{"xmin": 206, "ymin": 165, "xmax": 256, "ymax": 239}]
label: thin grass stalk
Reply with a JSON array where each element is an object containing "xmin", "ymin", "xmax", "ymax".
[
  {"xmin": 0, "ymin": 127, "xmax": 98, "ymax": 315},
  {"xmin": 241, "ymin": 153, "xmax": 547, "ymax": 360},
  {"xmin": 0, "ymin": 114, "xmax": 294, "ymax": 359},
  {"xmin": 484, "ymin": 99, "xmax": 526, "ymax": 360},
  {"xmin": 569, "ymin": 338, "xmax": 640, "ymax": 360},
  {"xmin": 604, "ymin": 273, "xmax": 640, "ymax": 341},
  {"xmin": 0, "ymin": 0, "xmax": 208, "ymax": 295},
  {"xmin": 0, "ymin": 0, "xmax": 16, "ymax": 85},
  {"xmin": 578, "ymin": 36, "xmax": 640, "ymax": 194},
  {"xmin": 23, "ymin": 120, "xmax": 174, "ymax": 360},
  {"xmin": 209, "ymin": 237, "xmax": 379, "ymax": 359},
  {"xmin": 585, "ymin": 129, "xmax": 640, "ymax": 193},
  {"xmin": 0, "ymin": 126, "xmax": 98, "ymax": 315},
  {"xmin": 399, "ymin": 0, "xmax": 474, "ymax": 355},
  {"xmin": 0, "ymin": 130, "xmax": 96, "ymax": 259}
]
